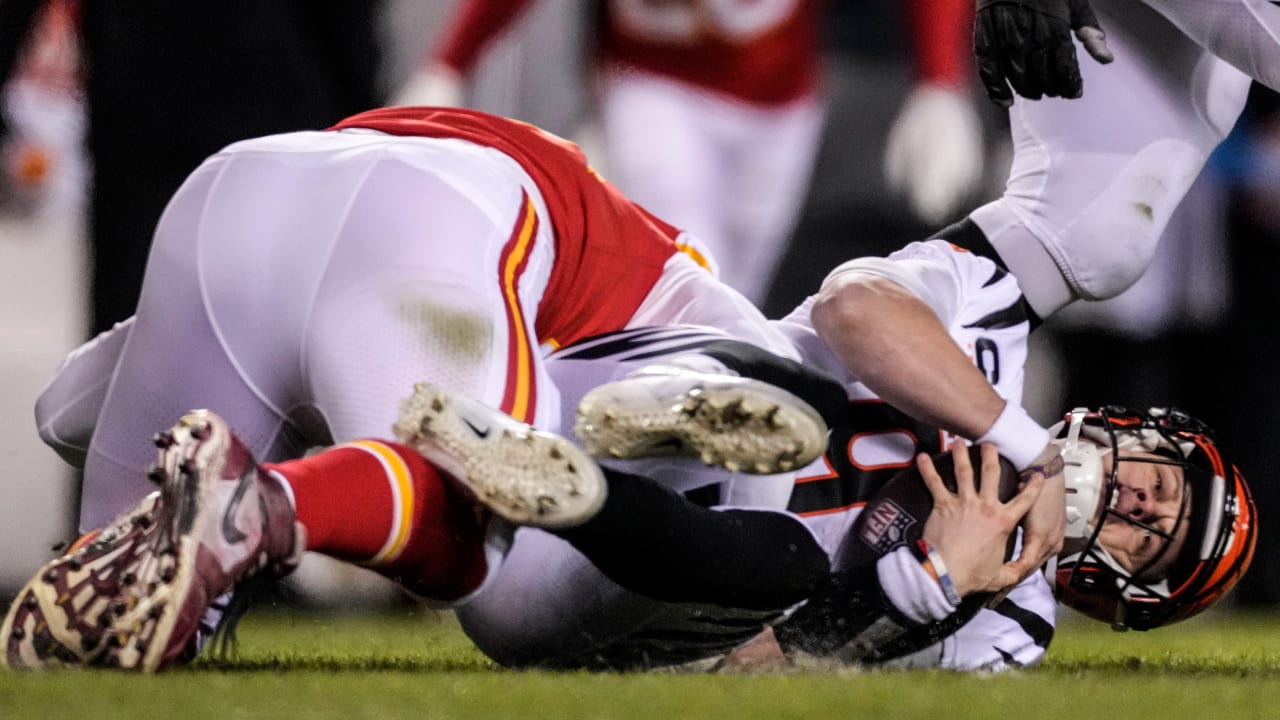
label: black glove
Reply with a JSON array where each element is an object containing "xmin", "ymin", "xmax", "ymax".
[{"xmin": 974, "ymin": 0, "xmax": 1114, "ymax": 107}]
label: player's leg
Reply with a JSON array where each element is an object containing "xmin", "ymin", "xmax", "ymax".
[
  {"xmin": 1140, "ymin": 0, "xmax": 1280, "ymax": 91},
  {"xmin": 76, "ymin": 158, "xmax": 310, "ymax": 534},
  {"xmin": 969, "ymin": 1, "xmax": 1252, "ymax": 318},
  {"xmin": 272, "ymin": 135, "xmax": 599, "ymax": 595},
  {"xmin": 34, "ymin": 317, "xmax": 134, "ymax": 470},
  {"xmin": 718, "ymin": 97, "xmax": 825, "ymax": 304},
  {"xmin": 457, "ymin": 466, "xmax": 831, "ymax": 670},
  {"xmin": 599, "ymin": 72, "xmax": 727, "ymax": 282}
]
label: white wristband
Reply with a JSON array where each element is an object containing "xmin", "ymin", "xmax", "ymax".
[{"xmin": 976, "ymin": 401, "xmax": 1051, "ymax": 470}]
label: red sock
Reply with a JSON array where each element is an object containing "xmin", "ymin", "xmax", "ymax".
[{"xmin": 266, "ymin": 440, "xmax": 490, "ymax": 602}]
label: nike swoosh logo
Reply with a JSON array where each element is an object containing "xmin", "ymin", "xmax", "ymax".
[
  {"xmin": 462, "ymin": 417, "xmax": 491, "ymax": 438},
  {"xmin": 220, "ymin": 471, "xmax": 252, "ymax": 544}
]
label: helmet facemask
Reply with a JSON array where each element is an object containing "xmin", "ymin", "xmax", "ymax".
[{"xmin": 1049, "ymin": 407, "xmax": 1256, "ymax": 631}]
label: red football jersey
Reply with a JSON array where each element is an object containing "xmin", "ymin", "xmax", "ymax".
[
  {"xmin": 329, "ymin": 107, "xmax": 684, "ymax": 349},
  {"xmin": 433, "ymin": 0, "xmax": 820, "ymax": 106}
]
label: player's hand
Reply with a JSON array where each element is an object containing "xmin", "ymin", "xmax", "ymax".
[
  {"xmin": 974, "ymin": 0, "xmax": 1114, "ymax": 107},
  {"xmin": 884, "ymin": 83, "xmax": 984, "ymax": 226},
  {"xmin": 1002, "ymin": 444, "xmax": 1066, "ymax": 585},
  {"xmin": 921, "ymin": 443, "xmax": 1044, "ymax": 596},
  {"xmin": 389, "ymin": 63, "xmax": 465, "ymax": 108}
]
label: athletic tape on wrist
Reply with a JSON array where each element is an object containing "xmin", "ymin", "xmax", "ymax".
[{"xmin": 977, "ymin": 401, "xmax": 1051, "ymax": 470}]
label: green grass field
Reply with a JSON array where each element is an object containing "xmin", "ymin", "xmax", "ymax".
[{"xmin": 3, "ymin": 608, "xmax": 1279, "ymax": 720}]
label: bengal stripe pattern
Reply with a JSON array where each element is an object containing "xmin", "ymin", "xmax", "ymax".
[
  {"xmin": 553, "ymin": 326, "xmax": 732, "ymax": 361},
  {"xmin": 340, "ymin": 440, "xmax": 416, "ymax": 566},
  {"xmin": 498, "ymin": 191, "xmax": 540, "ymax": 423}
]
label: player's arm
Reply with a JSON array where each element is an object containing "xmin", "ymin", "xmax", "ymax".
[
  {"xmin": 810, "ymin": 253, "xmax": 1065, "ymax": 580},
  {"xmin": 811, "ymin": 270, "xmax": 1043, "ymax": 466},
  {"xmin": 391, "ymin": 0, "xmax": 539, "ymax": 107}
]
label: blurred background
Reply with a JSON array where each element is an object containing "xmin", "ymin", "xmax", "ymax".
[{"xmin": 2, "ymin": 0, "xmax": 1277, "ymax": 609}]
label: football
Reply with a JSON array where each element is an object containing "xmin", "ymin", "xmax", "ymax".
[
  {"xmin": 828, "ymin": 445, "xmax": 1022, "ymax": 661},
  {"xmin": 841, "ymin": 444, "xmax": 1022, "ymax": 570}
]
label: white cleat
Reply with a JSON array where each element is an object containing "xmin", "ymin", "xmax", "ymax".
[
  {"xmin": 575, "ymin": 365, "xmax": 829, "ymax": 474},
  {"xmin": 393, "ymin": 383, "xmax": 607, "ymax": 529}
]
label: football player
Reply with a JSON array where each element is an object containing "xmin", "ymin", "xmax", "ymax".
[
  {"xmin": 452, "ymin": 218, "xmax": 1255, "ymax": 670},
  {"xmin": 0, "ymin": 104, "xmax": 819, "ymax": 670}
]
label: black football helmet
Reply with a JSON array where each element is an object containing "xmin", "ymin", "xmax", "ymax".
[{"xmin": 1050, "ymin": 406, "xmax": 1256, "ymax": 631}]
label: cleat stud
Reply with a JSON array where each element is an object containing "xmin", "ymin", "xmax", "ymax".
[
  {"xmin": 135, "ymin": 515, "xmax": 152, "ymax": 530},
  {"xmin": 122, "ymin": 572, "xmax": 137, "ymax": 585},
  {"xmin": 146, "ymin": 583, "xmax": 158, "ymax": 595},
  {"xmin": 98, "ymin": 612, "xmax": 112, "ymax": 628},
  {"xmin": 43, "ymin": 568, "xmax": 58, "ymax": 583},
  {"xmin": 24, "ymin": 594, "xmax": 38, "ymax": 610},
  {"xmin": 160, "ymin": 568, "xmax": 176, "ymax": 583},
  {"xmin": 10, "ymin": 627, "xmax": 24, "ymax": 640},
  {"xmin": 67, "ymin": 558, "xmax": 82, "ymax": 571},
  {"xmin": 180, "ymin": 459, "xmax": 199, "ymax": 476},
  {"xmin": 148, "ymin": 606, "xmax": 163, "ymax": 620},
  {"xmin": 112, "ymin": 601, "xmax": 128, "ymax": 617},
  {"xmin": 550, "ymin": 448, "xmax": 563, "ymax": 460},
  {"xmin": 50, "ymin": 540, "xmax": 68, "ymax": 553},
  {"xmin": 81, "ymin": 634, "xmax": 100, "ymax": 651},
  {"xmin": 152, "ymin": 432, "xmax": 174, "ymax": 449},
  {"xmin": 190, "ymin": 422, "xmax": 212, "ymax": 440},
  {"xmin": 147, "ymin": 467, "xmax": 166, "ymax": 484}
]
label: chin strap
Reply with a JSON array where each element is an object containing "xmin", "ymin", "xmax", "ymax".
[{"xmin": 1054, "ymin": 408, "xmax": 1110, "ymax": 541}]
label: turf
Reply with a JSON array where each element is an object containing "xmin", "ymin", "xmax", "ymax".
[{"xmin": 3, "ymin": 608, "xmax": 1279, "ymax": 720}]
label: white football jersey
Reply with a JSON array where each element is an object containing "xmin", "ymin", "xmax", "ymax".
[
  {"xmin": 773, "ymin": 239, "xmax": 1054, "ymax": 670},
  {"xmin": 529, "ymin": 239, "xmax": 1056, "ymax": 671}
]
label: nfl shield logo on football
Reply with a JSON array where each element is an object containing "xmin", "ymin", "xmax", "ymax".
[{"xmin": 860, "ymin": 500, "xmax": 916, "ymax": 554}]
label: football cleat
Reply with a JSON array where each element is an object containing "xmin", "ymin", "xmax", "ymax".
[
  {"xmin": 575, "ymin": 365, "xmax": 829, "ymax": 474},
  {"xmin": 2, "ymin": 494, "xmax": 166, "ymax": 670},
  {"xmin": 2, "ymin": 410, "xmax": 303, "ymax": 672},
  {"xmin": 125, "ymin": 409, "xmax": 303, "ymax": 671},
  {"xmin": 393, "ymin": 382, "xmax": 606, "ymax": 529}
]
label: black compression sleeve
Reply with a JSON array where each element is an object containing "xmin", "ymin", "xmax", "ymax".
[{"xmin": 552, "ymin": 468, "xmax": 830, "ymax": 611}]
